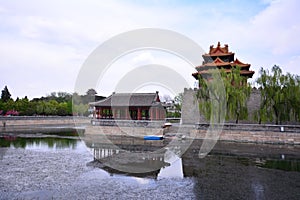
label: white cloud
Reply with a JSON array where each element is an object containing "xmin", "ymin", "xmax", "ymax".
[
  {"xmin": 0, "ymin": 0, "xmax": 299, "ymax": 98},
  {"xmin": 132, "ymin": 52, "xmax": 155, "ymax": 65},
  {"xmin": 249, "ymin": 0, "xmax": 300, "ymax": 54}
]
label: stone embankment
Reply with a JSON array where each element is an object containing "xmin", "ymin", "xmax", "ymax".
[
  {"xmin": 165, "ymin": 123, "xmax": 300, "ymax": 145},
  {"xmin": 0, "ymin": 116, "xmax": 90, "ymax": 127},
  {"xmin": 0, "ymin": 116, "xmax": 90, "ymax": 134},
  {"xmin": 85, "ymin": 125, "xmax": 163, "ymax": 137},
  {"xmin": 1, "ymin": 116, "xmax": 300, "ymax": 145}
]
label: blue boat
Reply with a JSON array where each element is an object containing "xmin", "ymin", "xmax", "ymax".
[{"xmin": 143, "ymin": 135, "xmax": 164, "ymax": 140}]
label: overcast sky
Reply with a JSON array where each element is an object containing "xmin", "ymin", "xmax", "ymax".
[{"xmin": 1, "ymin": 0, "xmax": 299, "ymax": 99}]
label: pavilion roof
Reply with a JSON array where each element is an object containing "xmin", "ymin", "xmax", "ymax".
[
  {"xmin": 196, "ymin": 57, "xmax": 251, "ymax": 70},
  {"xmin": 231, "ymin": 58, "xmax": 251, "ymax": 68},
  {"xmin": 90, "ymin": 92, "xmax": 160, "ymax": 107},
  {"xmin": 196, "ymin": 57, "xmax": 231, "ymax": 70},
  {"xmin": 203, "ymin": 41, "xmax": 234, "ymax": 57},
  {"xmin": 192, "ymin": 69, "xmax": 255, "ymax": 79},
  {"xmin": 193, "ymin": 42, "xmax": 255, "ymax": 80}
]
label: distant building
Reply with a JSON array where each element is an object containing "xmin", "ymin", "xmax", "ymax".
[
  {"xmin": 89, "ymin": 91, "xmax": 166, "ymax": 121},
  {"xmin": 192, "ymin": 42, "xmax": 255, "ymax": 81}
]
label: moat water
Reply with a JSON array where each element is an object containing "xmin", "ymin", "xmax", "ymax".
[{"xmin": 0, "ymin": 131, "xmax": 300, "ymax": 200}]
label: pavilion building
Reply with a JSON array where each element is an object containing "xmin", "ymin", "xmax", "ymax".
[
  {"xmin": 192, "ymin": 42, "xmax": 255, "ymax": 81},
  {"xmin": 90, "ymin": 91, "xmax": 166, "ymax": 121}
]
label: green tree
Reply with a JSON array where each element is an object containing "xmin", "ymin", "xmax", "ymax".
[
  {"xmin": 36, "ymin": 101, "xmax": 47, "ymax": 115},
  {"xmin": 46, "ymin": 100, "xmax": 59, "ymax": 115},
  {"xmin": 86, "ymin": 88, "xmax": 97, "ymax": 96},
  {"xmin": 1, "ymin": 86, "xmax": 12, "ymax": 102},
  {"xmin": 225, "ymin": 67, "xmax": 251, "ymax": 123},
  {"xmin": 14, "ymin": 97, "xmax": 30, "ymax": 115},
  {"xmin": 0, "ymin": 100, "xmax": 4, "ymax": 114},
  {"xmin": 57, "ymin": 102, "xmax": 68, "ymax": 116},
  {"xmin": 197, "ymin": 68, "xmax": 250, "ymax": 124},
  {"xmin": 4, "ymin": 99, "xmax": 15, "ymax": 111},
  {"xmin": 73, "ymin": 103, "xmax": 88, "ymax": 116},
  {"xmin": 173, "ymin": 93, "xmax": 183, "ymax": 117},
  {"xmin": 196, "ymin": 69, "xmax": 226, "ymax": 124},
  {"xmin": 256, "ymin": 65, "xmax": 300, "ymax": 124}
]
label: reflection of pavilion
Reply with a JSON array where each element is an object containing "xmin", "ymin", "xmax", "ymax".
[
  {"xmin": 85, "ymin": 135, "xmax": 184, "ymax": 178},
  {"xmin": 89, "ymin": 147, "xmax": 185, "ymax": 179},
  {"xmin": 86, "ymin": 137, "xmax": 300, "ymax": 190}
]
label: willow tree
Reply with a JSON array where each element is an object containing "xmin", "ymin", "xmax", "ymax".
[
  {"xmin": 256, "ymin": 65, "xmax": 300, "ymax": 124},
  {"xmin": 289, "ymin": 74, "xmax": 300, "ymax": 122},
  {"xmin": 197, "ymin": 67, "xmax": 250, "ymax": 124},
  {"xmin": 225, "ymin": 67, "xmax": 251, "ymax": 123}
]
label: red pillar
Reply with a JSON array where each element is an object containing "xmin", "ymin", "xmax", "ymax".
[
  {"xmin": 137, "ymin": 107, "xmax": 141, "ymax": 120},
  {"xmin": 149, "ymin": 108, "xmax": 154, "ymax": 120},
  {"xmin": 112, "ymin": 108, "xmax": 115, "ymax": 119},
  {"xmin": 99, "ymin": 108, "xmax": 102, "ymax": 118},
  {"xmin": 155, "ymin": 107, "xmax": 159, "ymax": 120},
  {"xmin": 125, "ymin": 108, "xmax": 129, "ymax": 120}
]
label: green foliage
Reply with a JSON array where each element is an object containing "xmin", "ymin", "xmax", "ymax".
[
  {"xmin": 196, "ymin": 69, "xmax": 227, "ymax": 124},
  {"xmin": 171, "ymin": 93, "xmax": 183, "ymax": 117},
  {"xmin": 0, "ymin": 88, "xmax": 94, "ymax": 116},
  {"xmin": 1, "ymin": 86, "xmax": 12, "ymax": 102},
  {"xmin": 73, "ymin": 103, "xmax": 89, "ymax": 116},
  {"xmin": 256, "ymin": 65, "xmax": 300, "ymax": 124},
  {"xmin": 197, "ymin": 67, "xmax": 249, "ymax": 124},
  {"xmin": 225, "ymin": 67, "xmax": 251, "ymax": 123}
]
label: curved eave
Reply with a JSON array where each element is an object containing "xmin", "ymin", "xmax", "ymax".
[
  {"xmin": 240, "ymin": 70, "xmax": 255, "ymax": 78},
  {"xmin": 196, "ymin": 63, "xmax": 231, "ymax": 71},
  {"xmin": 192, "ymin": 70, "xmax": 255, "ymax": 79},
  {"xmin": 231, "ymin": 64, "xmax": 251, "ymax": 68},
  {"xmin": 203, "ymin": 52, "xmax": 234, "ymax": 57}
]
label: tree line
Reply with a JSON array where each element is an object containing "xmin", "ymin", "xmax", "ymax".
[
  {"xmin": 0, "ymin": 88, "xmax": 99, "ymax": 116},
  {"xmin": 197, "ymin": 65, "xmax": 300, "ymax": 125},
  {"xmin": 255, "ymin": 66, "xmax": 300, "ymax": 124}
]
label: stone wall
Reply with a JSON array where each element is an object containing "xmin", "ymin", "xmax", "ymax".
[
  {"xmin": 181, "ymin": 88, "xmax": 205, "ymax": 124},
  {"xmin": 0, "ymin": 116, "xmax": 90, "ymax": 127},
  {"xmin": 91, "ymin": 119, "xmax": 164, "ymax": 128},
  {"xmin": 165, "ymin": 123, "xmax": 300, "ymax": 145},
  {"xmin": 245, "ymin": 88, "xmax": 261, "ymax": 123},
  {"xmin": 191, "ymin": 129, "xmax": 300, "ymax": 145},
  {"xmin": 85, "ymin": 125, "xmax": 163, "ymax": 136}
]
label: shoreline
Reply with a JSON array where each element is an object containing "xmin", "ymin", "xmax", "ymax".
[{"xmin": 0, "ymin": 116, "xmax": 299, "ymax": 145}]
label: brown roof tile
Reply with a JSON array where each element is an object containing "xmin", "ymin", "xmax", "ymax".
[{"xmin": 91, "ymin": 92, "xmax": 160, "ymax": 107}]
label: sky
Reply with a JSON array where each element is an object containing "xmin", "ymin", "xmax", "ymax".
[{"xmin": 0, "ymin": 0, "xmax": 300, "ymax": 99}]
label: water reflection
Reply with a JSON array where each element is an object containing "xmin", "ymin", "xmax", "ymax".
[
  {"xmin": 256, "ymin": 159, "xmax": 300, "ymax": 171},
  {"xmin": 86, "ymin": 136, "xmax": 300, "ymax": 180},
  {"xmin": 1, "ymin": 134, "xmax": 300, "ymax": 199},
  {"xmin": 158, "ymin": 150, "xmax": 184, "ymax": 179},
  {"xmin": 0, "ymin": 135, "xmax": 79, "ymax": 150},
  {"xmin": 91, "ymin": 147, "xmax": 185, "ymax": 179}
]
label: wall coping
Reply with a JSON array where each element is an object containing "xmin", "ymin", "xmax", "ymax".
[{"xmin": 195, "ymin": 123, "xmax": 300, "ymax": 133}]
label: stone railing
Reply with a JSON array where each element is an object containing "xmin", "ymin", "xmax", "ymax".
[
  {"xmin": 165, "ymin": 118, "xmax": 181, "ymax": 123},
  {"xmin": 195, "ymin": 123, "xmax": 300, "ymax": 133},
  {"xmin": 0, "ymin": 116, "xmax": 86, "ymax": 120},
  {"xmin": 91, "ymin": 119, "xmax": 164, "ymax": 128},
  {"xmin": 0, "ymin": 116, "xmax": 90, "ymax": 127}
]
